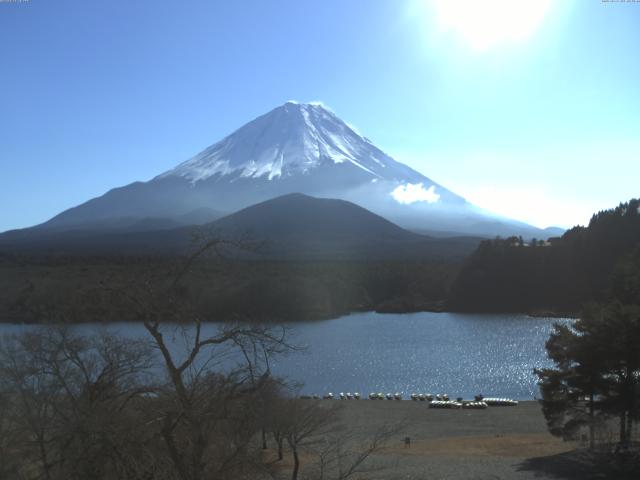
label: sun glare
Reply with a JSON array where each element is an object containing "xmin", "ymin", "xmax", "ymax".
[{"xmin": 427, "ymin": 0, "xmax": 553, "ymax": 51}]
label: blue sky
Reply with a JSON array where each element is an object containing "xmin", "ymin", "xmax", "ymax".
[{"xmin": 1, "ymin": 0, "xmax": 638, "ymax": 231}]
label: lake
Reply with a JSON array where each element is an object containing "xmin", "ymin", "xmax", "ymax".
[{"xmin": 0, "ymin": 312, "xmax": 572, "ymax": 400}]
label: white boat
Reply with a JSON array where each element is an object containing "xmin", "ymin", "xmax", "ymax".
[
  {"xmin": 462, "ymin": 401, "xmax": 488, "ymax": 409},
  {"xmin": 429, "ymin": 400, "xmax": 462, "ymax": 409},
  {"xmin": 483, "ymin": 397, "xmax": 518, "ymax": 406}
]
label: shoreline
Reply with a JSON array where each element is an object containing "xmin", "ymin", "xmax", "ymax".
[{"xmin": 0, "ymin": 307, "xmax": 579, "ymax": 324}]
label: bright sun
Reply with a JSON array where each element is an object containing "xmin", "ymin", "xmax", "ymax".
[{"xmin": 427, "ymin": 0, "xmax": 553, "ymax": 51}]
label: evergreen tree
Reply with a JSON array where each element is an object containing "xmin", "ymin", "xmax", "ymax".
[
  {"xmin": 536, "ymin": 251, "xmax": 640, "ymax": 447},
  {"xmin": 535, "ymin": 317, "xmax": 609, "ymax": 448},
  {"xmin": 451, "ymin": 198, "xmax": 640, "ymax": 314}
]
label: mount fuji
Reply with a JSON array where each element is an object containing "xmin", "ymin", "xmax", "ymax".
[{"xmin": 10, "ymin": 101, "xmax": 556, "ymax": 238}]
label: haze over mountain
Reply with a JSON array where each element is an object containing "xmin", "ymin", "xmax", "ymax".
[
  {"xmin": 0, "ymin": 194, "xmax": 481, "ymax": 261},
  {"xmin": 4, "ymin": 102, "xmax": 561, "ymax": 239}
]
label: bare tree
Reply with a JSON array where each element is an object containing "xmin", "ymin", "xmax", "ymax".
[
  {"xmin": 263, "ymin": 384, "xmax": 292, "ymax": 462},
  {"xmin": 278, "ymin": 400, "xmax": 342, "ymax": 480},
  {"xmin": 310, "ymin": 423, "xmax": 403, "ymax": 480},
  {"xmin": 0, "ymin": 327, "xmax": 157, "ymax": 480},
  {"xmin": 264, "ymin": 398, "xmax": 403, "ymax": 480},
  {"xmin": 140, "ymin": 320, "xmax": 294, "ymax": 480},
  {"xmin": 0, "ymin": 384, "xmax": 22, "ymax": 480},
  {"xmin": 98, "ymin": 232, "xmax": 299, "ymax": 480}
]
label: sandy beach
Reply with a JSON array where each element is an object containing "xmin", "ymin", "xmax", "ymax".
[
  {"xmin": 336, "ymin": 400, "xmax": 576, "ymax": 479},
  {"xmin": 265, "ymin": 399, "xmax": 637, "ymax": 480}
]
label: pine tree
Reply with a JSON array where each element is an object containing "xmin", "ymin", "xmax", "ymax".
[{"xmin": 536, "ymin": 249, "xmax": 640, "ymax": 447}]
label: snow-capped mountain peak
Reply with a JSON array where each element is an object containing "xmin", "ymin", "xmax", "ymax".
[
  {"xmin": 158, "ymin": 102, "xmax": 406, "ymax": 183},
  {"xmin": 22, "ymin": 101, "xmax": 554, "ymax": 239}
]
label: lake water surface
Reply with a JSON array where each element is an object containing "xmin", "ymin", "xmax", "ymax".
[{"xmin": 0, "ymin": 312, "xmax": 572, "ymax": 400}]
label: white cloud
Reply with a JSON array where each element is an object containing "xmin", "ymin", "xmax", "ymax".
[
  {"xmin": 391, "ymin": 183, "xmax": 440, "ymax": 204},
  {"xmin": 390, "ymin": 140, "xmax": 640, "ymax": 229},
  {"xmin": 308, "ymin": 100, "xmax": 329, "ymax": 108},
  {"xmin": 308, "ymin": 100, "xmax": 338, "ymax": 115}
]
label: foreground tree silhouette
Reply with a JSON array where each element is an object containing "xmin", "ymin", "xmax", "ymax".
[
  {"xmin": 114, "ymin": 232, "xmax": 402, "ymax": 480},
  {"xmin": 282, "ymin": 399, "xmax": 341, "ymax": 480},
  {"xmin": 111, "ymin": 233, "xmax": 297, "ymax": 480},
  {"xmin": 0, "ymin": 328, "xmax": 157, "ymax": 479},
  {"xmin": 0, "ymin": 233, "xmax": 297, "ymax": 480},
  {"xmin": 536, "ymin": 248, "xmax": 640, "ymax": 448},
  {"xmin": 0, "ymin": 231, "xmax": 403, "ymax": 480}
]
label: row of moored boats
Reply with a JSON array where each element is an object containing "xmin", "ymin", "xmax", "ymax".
[{"xmin": 300, "ymin": 392, "xmax": 518, "ymax": 407}]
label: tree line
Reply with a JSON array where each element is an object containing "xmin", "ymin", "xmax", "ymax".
[
  {"xmin": 449, "ymin": 198, "xmax": 640, "ymax": 314},
  {"xmin": 1, "ymin": 256, "xmax": 458, "ymax": 323}
]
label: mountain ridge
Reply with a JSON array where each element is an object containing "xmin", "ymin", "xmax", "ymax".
[
  {"xmin": 0, "ymin": 193, "xmax": 482, "ymax": 261},
  {"xmin": 6, "ymin": 101, "xmax": 560, "ymax": 239}
]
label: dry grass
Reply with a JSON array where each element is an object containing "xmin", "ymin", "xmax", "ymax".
[{"xmin": 383, "ymin": 433, "xmax": 577, "ymax": 458}]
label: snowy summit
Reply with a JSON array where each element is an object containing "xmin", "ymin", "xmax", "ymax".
[
  {"xmin": 159, "ymin": 102, "xmax": 420, "ymax": 184},
  {"xmin": 30, "ymin": 101, "xmax": 553, "ymax": 238}
]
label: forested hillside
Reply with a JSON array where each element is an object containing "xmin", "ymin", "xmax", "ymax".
[
  {"xmin": 0, "ymin": 255, "xmax": 458, "ymax": 323},
  {"xmin": 449, "ymin": 199, "xmax": 640, "ymax": 314}
]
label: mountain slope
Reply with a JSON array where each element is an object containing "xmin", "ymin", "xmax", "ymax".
[
  {"xmin": 9, "ymin": 101, "xmax": 556, "ymax": 238},
  {"xmin": 208, "ymin": 193, "xmax": 443, "ymax": 259},
  {"xmin": 213, "ymin": 193, "xmax": 413, "ymax": 240},
  {"xmin": 0, "ymin": 194, "xmax": 481, "ymax": 260}
]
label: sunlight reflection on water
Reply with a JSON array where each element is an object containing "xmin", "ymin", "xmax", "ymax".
[
  {"xmin": 272, "ymin": 312, "xmax": 573, "ymax": 400},
  {"xmin": 0, "ymin": 312, "xmax": 573, "ymax": 400}
]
